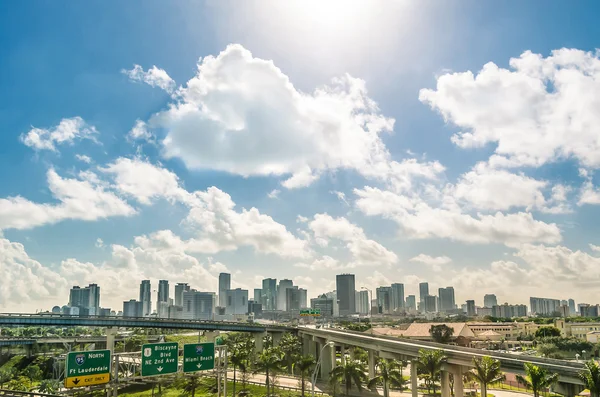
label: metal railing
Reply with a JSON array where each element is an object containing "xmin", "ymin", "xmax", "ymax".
[{"xmin": 0, "ymin": 390, "xmax": 62, "ymax": 397}]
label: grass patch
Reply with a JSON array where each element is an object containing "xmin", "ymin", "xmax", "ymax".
[{"xmin": 165, "ymin": 335, "xmax": 206, "ymax": 349}]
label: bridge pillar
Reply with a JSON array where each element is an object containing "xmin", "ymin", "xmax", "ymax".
[
  {"xmin": 204, "ymin": 331, "xmax": 218, "ymax": 343},
  {"xmin": 308, "ymin": 337, "xmax": 317, "ymax": 357},
  {"xmin": 25, "ymin": 344, "xmax": 32, "ymax": 358},
  {"xmin": 254, "ymin": 331, "xmax": 267, "ymax": 354},
  {"xmin": 553, "ymin": 382, "xmax": 585, "ymax": 397},
  {"xmin": 271, "ymin": 332, "xmax": 282, "ymax": 347},
  {"xmin": 339, "ymin": 345, "xmax": 345, "ymax": 365},
  {"xmin": 441, "ymin": 370, "xmax": 451, "ymax": 397},
  {"xmin": 410, "ymin": 359, "xmax": 418, "ymax": 397},
  {"xmin": 448, "ymin": 364, "xmax": 464, "ymax": 397},
  {"xmin": 320, "ymin": 341, "xmax": 334, "ymax": 381},
  {"xmin": 368, "ymin": 350, "xmax": 376, "ymax": 378}
]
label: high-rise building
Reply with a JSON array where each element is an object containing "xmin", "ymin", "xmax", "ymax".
[
  {"xmin": 311, "ymin": 294, "xmax": 334, "ymax": 317},
  {"xmin": 568, "ymin": 299, "xmax": 576, "ymax": 315},
  {"xmin": 484, "ymin": 294, "xmax": 497, "ymax": 308},
  {"xmin": 248, "ymin": 300, "xmax": 263, "ymax": 317},
  {"xmin": 123, "ymin": 299, "xmax": 143, "ymax": 317},
  {"xmin": 285, "ymin": 287, "xmax": 301, "ymax": 312},
  {"xmin": 298, "ymin": 288, "xmax": 308, "ymax": 309},
  {"xmin": 530, "ymin": 297, "xmax": 561, "ymax": 316},
  {"xmin": 225, "ymin": 288, "xmax": 248, "ymax": 315},
  {"xmin": 325, "ymin": 291, "xmax": 340, "ymax": 317},
  {"xmin": 391, "ymin": 283, "xmax": 405, "ymax": 312},
  {"xmin": 219, "ymin": 273, "xmax": 231, "ymax": 308},
  {"xmin": 419, "ymin": 282, "xmax": 429, "ymax": 311},
  {"xmin": 277, "ymin": 279, "xmax": 294, "ymax": 311},
  {"xmin": 438, "ymin": 287, "xmax": 456, "ymax": 312},
  {"xmin": 336, "ymin": 274, "xmax": 356, "ymax": 316},
  {"xmin": 406, "ymin": 295, "xmax": 416, "ymax": 311},
  {"xmin": 174, "ymin": 283, "xmax": 190, "ymax": 307},
  {"xmin": 491, "ymin": 303, "xmax": 528, "ymax": 318},
  {"xmin": 139, "ymin": 280, "xmax": 152, "ymax": 316},
  {"xmin": 88, "ymin": 284, "xmax": 100, "ymax": 315},
  {"xmin": 183, "ymin": 290, "xmax": 215, "ymax": 320},
  {"xmin": 262, "ymin": 278, "xmax": 277, "ymax": 311},
  {"xmin": 158, "ymin": 280, "xmax": 169, "ymax": 306},
  {"xmin": 466, "ymin": 300, "xmax": 476, "ymax": 316},
  {"xmin": 355, "ymin": 290, "xmax": 369, "ymax": 315},
  {"xmin": 424, "ymin": 295, "xmax": 437, "ymax": 313},
  {"xmin": 376, "ymin": 287, "xmax": 392, "ymax": 314},
  {"xmin": 69, "ymin": 284, "xmax": 100, "ymax": 315},
  {"xmin": 254, "ymin": 288, "xmax": 262, "ymax": 302}
]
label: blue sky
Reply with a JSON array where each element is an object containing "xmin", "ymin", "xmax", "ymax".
[{"xmin": 2, "ymin": 1, "xmax": 600, "ymax": 313}]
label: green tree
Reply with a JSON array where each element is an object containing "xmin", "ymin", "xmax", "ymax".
[
  {"xmin": 417, "ymin": 349, "xmax": 447, "ymax": 396},
  {"xmin": 352, "ymin": 347, "xmax": 369, "ymax": 364},
  {"xmin": 579, "ymin": 360, "xmax": 600, "ymax": 397},
  {"xmin": 470, "ymin": 356, "xmax": 505, "ymax": 397},
  {"xmin": 0, "ymin": 368, "xmax": 15, "ymax": 387},
  {"xmin": 296, "ymin": 355, "xmax": 316, "ymax": 397},
  {"xmin": 329, "ymin": 359, "xmax": 368, "ymax": 396},
  {"xmin": 227, "ymin": 333, "xmax": 254, "ymax": 397},
  {"xmin": 516, "ymin": 362, "xmax": 559, "ymax": 397},
  {"xmin": 429, "ymin": 325, "xmax": 454, "ymax": 344},
  {"xmin": 21, "ymin": 364, "xmax": 43, "ymax": 382},
  {"xmin": 38, "ymin": 379, "xmax": 61, "ymax": 394},
  {"xmin": 255, "ymin": 347, "xmax": 284, "ymax": 396},
  {"xmin": 6, "ymin": 376, "xmax": 32, "ymax": 392},
  {"xmin": 278, "ymin": 332, "xmax": 302, "ymax": 374},
  {"xmin": 367, "ymin": 359, "xmax": 406, "ymax": 397},
  {"xmin": 182, "ymin": 375, "xmax": 201, "ymax": 397},
  {"xmin": 535, "ymin": 326, "xmax": 562, "ymax": 339}
]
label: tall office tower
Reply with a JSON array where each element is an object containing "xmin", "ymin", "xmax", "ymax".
[
  {"xmin": 325, "ymin": 291, "xmax": 340, "ymax": 317},
  {"xmin": 466, "ymin": 300, "xmax": 476, "ymax": 316},
  {"xmin": 285, "ymin": 287, "xmax": 301, "ymax": 312},
  {"xmin": 158, "ymin": 280, "xmax": 169, "ymax": 304},
  {"xmin": 123, "ymin": 300, "xmax": 143, "ymax": 317},
  {"xmin": 139, "ymin": 280, "xmax": 152, "ymax": 316},
  {"xmin": 424, "ymin": 295, "xmax": 438, "ymax": 312},
  {"xmin": 277, "ymin": 279, "xmax": 294, "ymax": 311},
  {"xmin": 530, "ymin": 297, "xmax": 561, "ymax": 316},
  {"xmin": 254, "ymin": 288, "xmax": 262, "ymax": 302},
  {"xmin": 336, "ymin": 274, "xmax": 356, "ymax": 316},
  {"xmin": 69, "ymin": 284, "xmax": 100, "ymax": 315},
  {"xmin": 298, "ymin": 288, "xmax": 308, "ymax": 308},
  {"xmin": 87, "ymin": 284, "xmax": 100, "ymax": 315},
  {"xmin": 376, "ymin": 287, "xmax": 392, "ymax": 314},
  {"xmin": 568, "ymin": 299, "xmax": 576, "ymax": 315},
  {"xmin": 391, "ymin": 283, "xmax": 405, "ymax": 312},
  {"xmin": 218, "ymin": 273, "xmax": 231, "ymax": 307},
  {"xmin": 182, "ymin": 290, "xmax": 216, "ymax": 320},
  {"xmin": 174, "ymin": 283, "xmax": 190, "ymax": 307},
  {"xmin": 484, "ymin": 294, "xmax": 498, "ymax": 308},
  {"xmin": 355, "ymin": 290, "xmax": 370, "ymax": 315},
  {"xmin": 438, "ymin": 287, "xmax": 456, "ymax": 312},
  {"xmin": 225, "ymin": 288, "xmax": 249, "ymax": 315},
  {"xmin": 419, "ymin": 282, "xmax": 429, "ymax": 311},
  {"xmin": 311, "ymin": 294, "xmax": 334, "ymax": 317},
  {"xmin": 406, "ymin": 295, "xmax": 416, "ymax": 311},
  {"xmin": 262, "ymin": 278, "xmax": 277, "ymax": 311}
]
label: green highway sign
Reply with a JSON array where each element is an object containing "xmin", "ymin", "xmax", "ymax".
[
  {"xmin": 300, "ymin": 308, "xmax": 321, "ymax": 317},
  {"xmin": 141, "ymin": 342, "xmax": 179, "ymax": 377},
  {"xmin": 183, "ymin": 342, "xmax": 215, "ymax": 373},
  {"xmin": 65, "ymin": 349, "xmax": 111, "ymax": 388}
]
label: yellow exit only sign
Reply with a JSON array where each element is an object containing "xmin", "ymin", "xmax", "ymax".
[{"xmin": 65, "ymin": 373, "xmax": 110, "ymax": 388}]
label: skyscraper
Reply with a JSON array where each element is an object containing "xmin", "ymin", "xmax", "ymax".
[
  {"xmin": 298, "ymin": 288, "xmax": 308, "ymax": 308},
  {"xmin": 568, "ymin": 298, "xmax": 576, "ymax": 315},
  {"xmin": 419, "ymin": 282, "xmax": 429, "ymax": 311},
  {"xmin": 336, "ymin": 274, "xmax": 356, "ymax": 316},
  {"xmin": 218, "ymin": 273, "xmax": 231, "ymax": 308},
  {"xmin": 376, "ymin": 287, "xmax": 392, "ymax": 314},
  {"xmin": 158, "ymin": 280, "xmax": 169, "ymax": 304},
  {"xmin": 123, "ymin": 299, "xmax": 143, "ymax": 317},
  {"xmin": 484, "ymin": 294, "xmax": 498, "ymax": 308},
  {"xmin": 438, "ymin": 287, "xmax": 455, "ymax": 312},
  {"xmin": 466, "ymin": 300, "xmax": 476, "ymax": 316},
  {"xmin": 530, "ymin": 297, "xmax": 561, "ymax": 316},
  {"xmin": 254, "ymin": 288, "xmax": 262, "ymax": 302},
  {"xmin": 69, "ymin": 284, "xmax": 100, "ymax": 315},
  {"xmin": 277, "ymin": 279, "xmax": 294, "ymax": 311},
  {"xmin": 285, "ymin": 287, "xmax": 301, "ymax": 312},
  {"xmin": 391, "ymin": 283, "xmax": 405, "ymax": 312},
  {"xmin": 355, "ymin": 290, "xmax": 369, "ymax": 315},
  {"xmin": 424, "ymin": 295, "xmax": 437, "ymax": 312},
  {"xmin": 174, "ymin": 283, "xmax": 190, "ymax": 307},
  {"xmin": 139, "ymin": 280, "xmax": 152, "ymax": 316},
  {"xmin": 183, "ymin": 290, "xmax": 215, "ymax": 320},
  {"xmin": 262, "ymin": 278, "xmax": 277, "ymax": 311},
  {"xmin": 406, "ymin": 295, "xmax": 416, "ymax": 311},
  {"xmin": 225, "ymin": 288, "xmax": 248, "ymax": 315}
]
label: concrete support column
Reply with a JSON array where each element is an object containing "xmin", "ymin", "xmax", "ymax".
[
  {"xmin": 349, "ymin": 347, "xmax": 355, "ymax": 360},
  {"xmin": 441, "ymin": 370, "xmax": 451, "ymax": 397},
  {"xmin": 308, "ymin": 337, "xmax": 317, "ymax": 357},
  {"xmin": 254, "ymin": 331, "xmax": 266, "ymax": 354},
  {"xmin": 411, "ymin": 359, "xmax": 418, "ymax": 397},
  {"xmin": 271, "ymin": 332, "xmax": 282, "ymax": 347},
  {"xmin": 368, "ymin": 350, "xmax": 376, "ymax": 378},
  {"xmin": 340, "ymin": 345, "xmax": 346, "ymax": 365},
  {"xmin": 330, "ymin": 344, "xmax": 337, "ymax": 370},
  {"xmin": 106, "ymin": 327, "xmax": 116, "ymax": 355},
  {"xmin": 204, "ymin": 331, "xmax": 218, "ymax": 343},
  {"xmin": 302, "ymin": 335, "xmax": 310, "ymax": 356},
  {"xmin": 320, "ymin": 342, "xmax": 334, "ymax": 381},
  {"xmin": 449, "ymin": 364, "xmax": 464, "ymax": 397}
]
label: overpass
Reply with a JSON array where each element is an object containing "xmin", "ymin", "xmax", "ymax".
[
  {"xmin": 0, "ymin": 335, "xmax": 162, "ymax": 346},
  {"xmin": 298, "ymin": 327, "xmax": 586, "ymax": 397},
  {"xmin": 0, "ymin": 313, "xmax": 289, "ymax": 333}
]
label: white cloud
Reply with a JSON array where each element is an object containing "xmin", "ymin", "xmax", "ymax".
[
  {"xmin": 75, "ymin": 154, "xmax": 92, "ymax": 164},
  {"xmin": 95, "ymin": 238, "xmax": 104, "ymax": 248},
  {"xmin": 128, "ymin": 119, "xmax": 153, "ymax": 142},
  {"xmin": 354, "ymin": 186, "xmax": 561, "ymax": 246},
  {"xmin": 309, "ymin": 213, "xmax": 398, "ymax": 266},
  {"xmin": 590, "ymin": 244, "xmax": 600, "ymax": 253},
  {"xmin": 152, "ymin": 44, "xmax": 395, "ymax": 188},
  {"xmin": 294, "ymin": 256, "xmax": 345, "ymax": 271},
  {"xmin": 0, "ymin": 169, "xmax": 136, "ymax": 230},
  {"xmin": 267, "ymin": 189, "xmax": 280, "ymax": 199},
  {"xmin": 122, "ymin": 65, "xmax": 176, "ymax": 93},
  {"xmin": 20, "ymin": 117, "xmax": 98, "ymax": 152},
  {"xmin": 409, "ymin": 254, "xmax": 452, "ymax": 272},
  {"xmin": 579, "ymin": 181, "xmax": 600, "ymax": 205},
  {"xmin": 420, "ymin": 48, "xmax": 600, "ymax": 169}
]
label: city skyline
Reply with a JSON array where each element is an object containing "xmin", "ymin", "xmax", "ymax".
[{"xmin": 3, "ymin": 3, "xmax": 600, "ymax": 313}]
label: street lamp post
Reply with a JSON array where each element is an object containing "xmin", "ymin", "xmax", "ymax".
[{"xmin": 312, "ymin": 341, "xmax": 335, "ymax": 397}]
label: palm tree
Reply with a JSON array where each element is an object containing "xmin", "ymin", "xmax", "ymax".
[
  {"xmin": 329, "ymin": 359, "xmax": 368, "ymax": 396},
  {"xmin": 227, "ymin": 333, "xmax": 252, "ymax": 397},
  {"xmin": 182, "ymin": 375, "xmax": 201, "ymax": 397},
  {"xmin": 516, "ymin": 362, "xmax": 559, "ymax": 397},
  {"xmin": 0, "ymin": 368, "xmax": 15, "ymax": 388},
  {"xmin": 470, "ymin": 356, "xmax": 505, "ymax": 397},
  {"xmin": 579, "ymin": 360, "xmax": 600, "ymax": 397},
  {"xmin": 255, "ymin": 347, "xmax": 285, "ymax": 396},
  {"xmin": 417, "ymin": 349, "xmax": 447, "ymax": 396},
  {"xmin": 38, "ymin": 379, "xmax": 61, "ymax": 394},
  {"xmin": 296, "ymin": 355, "xmax": 317, "ymax": 397},
  {"xmin": 368, "ymin": 359, "xmax": 406, "ymax": 397},
  {"xmin": 278, "ymin": 332, "xmax": 302, "ymax": 374}
]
